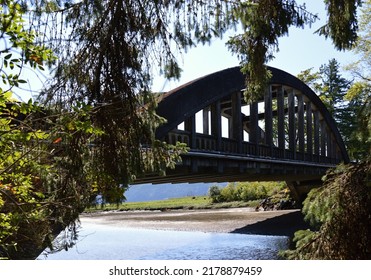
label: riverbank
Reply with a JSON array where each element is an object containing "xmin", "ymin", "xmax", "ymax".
[{"xmin": 80, "ymin": 208, "xmax": 309, "ymax": 237}]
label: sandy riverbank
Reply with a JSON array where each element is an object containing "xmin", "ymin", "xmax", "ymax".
[{"xmin": 80, "ymin": 208, "xmax": 310, "ymax": 237}]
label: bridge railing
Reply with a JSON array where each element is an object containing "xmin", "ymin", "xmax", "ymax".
[{"xmin": 167, "ymin": 130, "xmax": 341, "ymax": 164}]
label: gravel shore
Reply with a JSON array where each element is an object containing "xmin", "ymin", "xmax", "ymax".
[{"xmin": 80, "ymin": 208, "xmax": 310, "ymax": 237}]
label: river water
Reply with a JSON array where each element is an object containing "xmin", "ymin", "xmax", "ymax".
[{"xmin": 38, "ymin": 221, "xmax": 290, "ymax": 260}]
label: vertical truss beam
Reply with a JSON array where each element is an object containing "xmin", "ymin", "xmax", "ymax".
[
  {"xmin": 264, "ymin": 86, "xmax": 273, "ymax": 148},
  {"xmin": 297, "ymin": 94, "xmax": 305, "ymax": 155},
  {"xmin": 277, "ymin": 86, "xmax": 285, "ymax": 153},
  {"xmin": 306, "ymin": 100, "xmax": 313, "ymax": 159},
  {"xmin": 211, "ymin": 100, "xmax": 222, "ymax": 151},
  {"xmin": 231, "ymin": 91, "xmax": 243, "ymax": 153},
  {"xmin": 288, "ymin": 90, "xmax": 296, "ymax": 158}
]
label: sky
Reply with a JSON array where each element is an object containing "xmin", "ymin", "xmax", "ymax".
[
  {"xmin": 152, "ymin": 1, "xmax": 357, "ymax": 93},
  {"xmin": 13, "ymin": 1, "xmax": 357, "ymax": 101}
]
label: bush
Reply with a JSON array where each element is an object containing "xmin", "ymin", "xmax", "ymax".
[
  {"xmin": 220, "ymin": 183, "xmax": 239, "ymax": 202},
  {"xmin": 237, "ymin": 183, "xmax": 267, "ymax": 201},
  {"xmin": 208, "ymin": 182, "xmax": 286, "ymax": 203},
  {"xmin": 208, "ymin": 185, "xmax": 222, "ymax": 203}
]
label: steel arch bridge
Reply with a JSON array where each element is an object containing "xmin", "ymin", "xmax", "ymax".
[{"xmin": 135, "ymin": 66, "xmax": 349, "ymax": 200}]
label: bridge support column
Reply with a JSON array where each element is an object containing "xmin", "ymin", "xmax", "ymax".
[
  {"xmin": 277, "ymin": 86, "xmax": 285, "ymax": 155},
  {"xmin": 249, "ymin": 101, "xmax": 259, "ymax": 155},
  {"xmin": 231, "ymin": 91, "xmax": 243, "ymax": 153},
  {"xmin": 288, "ymin": 90, "xmax": 296, "ymax": 159},
  {"xmin": 185, "ymin": 115, "xmax": 196, "ymax": 149},
  {"xmin": 286, "ymin": 180, "xmax": 322, "ymax": 203},
  {"xmin": 297, "ymin": 94, "xmax": 305, "ymax": 157},
  {"xmin": 320, "ymin": 119, "xmax": 327, "ymax": 158},
  {"xmin": 264, "ymin": 86, "xmax": 273, "ymax": 156},
  {"xmin": 203, "ymin": 107, "xmax": 210, "ymax": 135},
  {"xmin": 306, "ymin": 100, "xmax": 313, "ymax": 160},
  {"xmin": 211, "ymin": 100, "xmax": 222, "ymax": 151},
  {"xmin": 211, "ymin": 100, "xmax": 224, "ymax": 172},
  {"xmin": 313, "ymin": 110, "xmax": 320, "ymax": 161}
]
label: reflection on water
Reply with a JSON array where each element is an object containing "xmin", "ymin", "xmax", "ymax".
[{"xmin": 39, "ymin": 222, "xmax": 289, "ymax": 260}]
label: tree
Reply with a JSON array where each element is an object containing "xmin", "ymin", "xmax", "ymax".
[
  {"xmin": 344, "ymin": 0, "xmax": 371, "ymax": 161},
  {"xmin": 0, "ymin": 0, "xmax": 65, "ymax": 259},
  {"xmin": 297, "ymin": 59, "xmax": 358, "ymax": 159},
  {"xmin": 1, "ymin": 0, "xmax": 364, "ymax": 259},
  {"xmin": 281, "ymin": 160, "xmax": 371, "ymax": 259},
  {"xmin": 318, "ymin": 59, "xmax": 357, "ymax": 153},
  {"xmin": 318, "ymin": 59, "xmax": 350, "ymax": 115}
]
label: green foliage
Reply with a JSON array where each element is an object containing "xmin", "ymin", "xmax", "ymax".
[
  {"xmin": 343, "ymin": 0, "xmax": 371, "ymax": 160},
  {"xmin": 281, "ymin": 161, "xmax": 371, "ymax": 259},
  {"xmin": 208, "ymin": 185, "xmax": 222, "ymax": 203},
  {"xmin": 208, "ymin": 181, "xmax": 286, "ymax": 203},
  {"xmin": 297, "ymin": 59, "xmax": 361, "ymax": 160},
  {"xmin": 1, "ymin": 1, "xmax": 56, "ymax": 86},
  {"xmin": 227, "ymin": 0, "xmax": 317, "ymax": 101},
  {"xmin": 37, "ymin": 0, "xmax": 190, "ymax": 199},
  {"xmin": 317, "ymin": 0, "xmax": 361, "ymax": 50},
  {"xmin": 0, "ymin": 0, "xmax": 90, "ymax": 259}
]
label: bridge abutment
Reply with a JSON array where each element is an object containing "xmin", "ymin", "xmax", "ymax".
[{"xmin": 286, "ymin": 180, "xmax": 323, "ymax": 203}]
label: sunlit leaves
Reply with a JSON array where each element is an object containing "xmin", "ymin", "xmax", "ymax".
[{"xmin": 0, "ymin": 0, "xmax": 61, "ymax": 259}]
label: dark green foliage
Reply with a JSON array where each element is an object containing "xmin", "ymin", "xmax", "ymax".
[
  {"xmin": 282, "ymin": 161, "xmax": 371, "ymax": 259},
  {"xmin": 297, "ymin": 59, "xmax": 360, "ymax": 161},
  {"xmin": 208, "ymin": 185, "xmax": 222, "ymax": 203},
  {"xmin": 344, "ymin": 1, "xmax": 371, "ymax": 161},
  {"xmin": 227, "ymin": 0, "xmax": 317, "ymax": 101},
  {"xmin": 38, "ymin": 0, "xmax": 190, "ymax": 202},
  {"xmin": 317, "ymin": 0, "xmax": 361, "ymax": 50}
]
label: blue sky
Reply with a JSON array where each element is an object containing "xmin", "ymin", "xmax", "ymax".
[{"xmin": 152, "ymin": 1, "xmax": 357, "ymax": 92}]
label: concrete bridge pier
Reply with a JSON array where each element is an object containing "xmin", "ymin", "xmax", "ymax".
[{"xmin": 286, "ymin": 180, "xmax": 323, "ymax": 203}]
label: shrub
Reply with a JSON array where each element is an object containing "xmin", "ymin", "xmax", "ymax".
[
  {"xmin": 209, "ymin": 182, "xmax": 286, "ymax": 203},
  {"xmin": 208, "ymin": 185, "xmax": 222, "ymax": 203},
  {"xmin": 220, "ymin": 183, "xmax": 239, "ymax": 202}
]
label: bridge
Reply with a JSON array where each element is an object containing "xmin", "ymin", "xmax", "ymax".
[{"xmin": 135, "ymin": 66, "xmax": 349, "ymax": 201}]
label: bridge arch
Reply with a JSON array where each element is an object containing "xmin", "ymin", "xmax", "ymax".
[
  {"xmin": 156, "ymin": 66, "xmax": 348, "ymax": 165},
  {"xmin": 138, "ymin": 66, "xmax": 349, "ymax": 199}
]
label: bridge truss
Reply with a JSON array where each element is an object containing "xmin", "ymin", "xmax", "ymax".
[{"xmin": 135, "ymin": 66, "xmax": 349, "ymax": 200}]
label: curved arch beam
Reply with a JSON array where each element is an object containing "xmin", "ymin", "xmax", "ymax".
[{"xmin": 156, "ymin": 66, "xmax": 349, "ymax": 163}]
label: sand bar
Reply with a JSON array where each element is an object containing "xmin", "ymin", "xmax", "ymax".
[{"xmin": 80, "ymin": 208, "xmax": 309, "ymax": 237}]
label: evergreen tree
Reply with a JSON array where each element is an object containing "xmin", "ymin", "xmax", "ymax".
[
  {"xmin": 297, "ymin": 59, "xmax": 357, "ymax": 158},
  {"xmin": 319, "ymin": 58, "xmax": 350, "ymax": 114},
  {"xmin": 344, "ymin": 0, "xmax": 371, "ymax": 161},
  {"xmin": 318, "ymin": 59, "xmax": 355, "ymax": 149}
]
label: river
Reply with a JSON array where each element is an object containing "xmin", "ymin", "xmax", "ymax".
[
  {"xmin": 38, "ymin": 209, "xmax": 304, "ymax": 260},
  {"xmin": 38, "ymin": 222, "xmax": 289, "ymax": 260}
]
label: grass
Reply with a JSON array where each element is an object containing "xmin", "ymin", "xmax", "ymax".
[{"xmin": 85, "ymin": 195, "xmax": 261, "ymax": 212}]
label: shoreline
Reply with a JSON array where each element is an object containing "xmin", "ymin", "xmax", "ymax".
[{"xmin": 80, "ymin": 207, "xmax": 310, "ymax": 237}]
